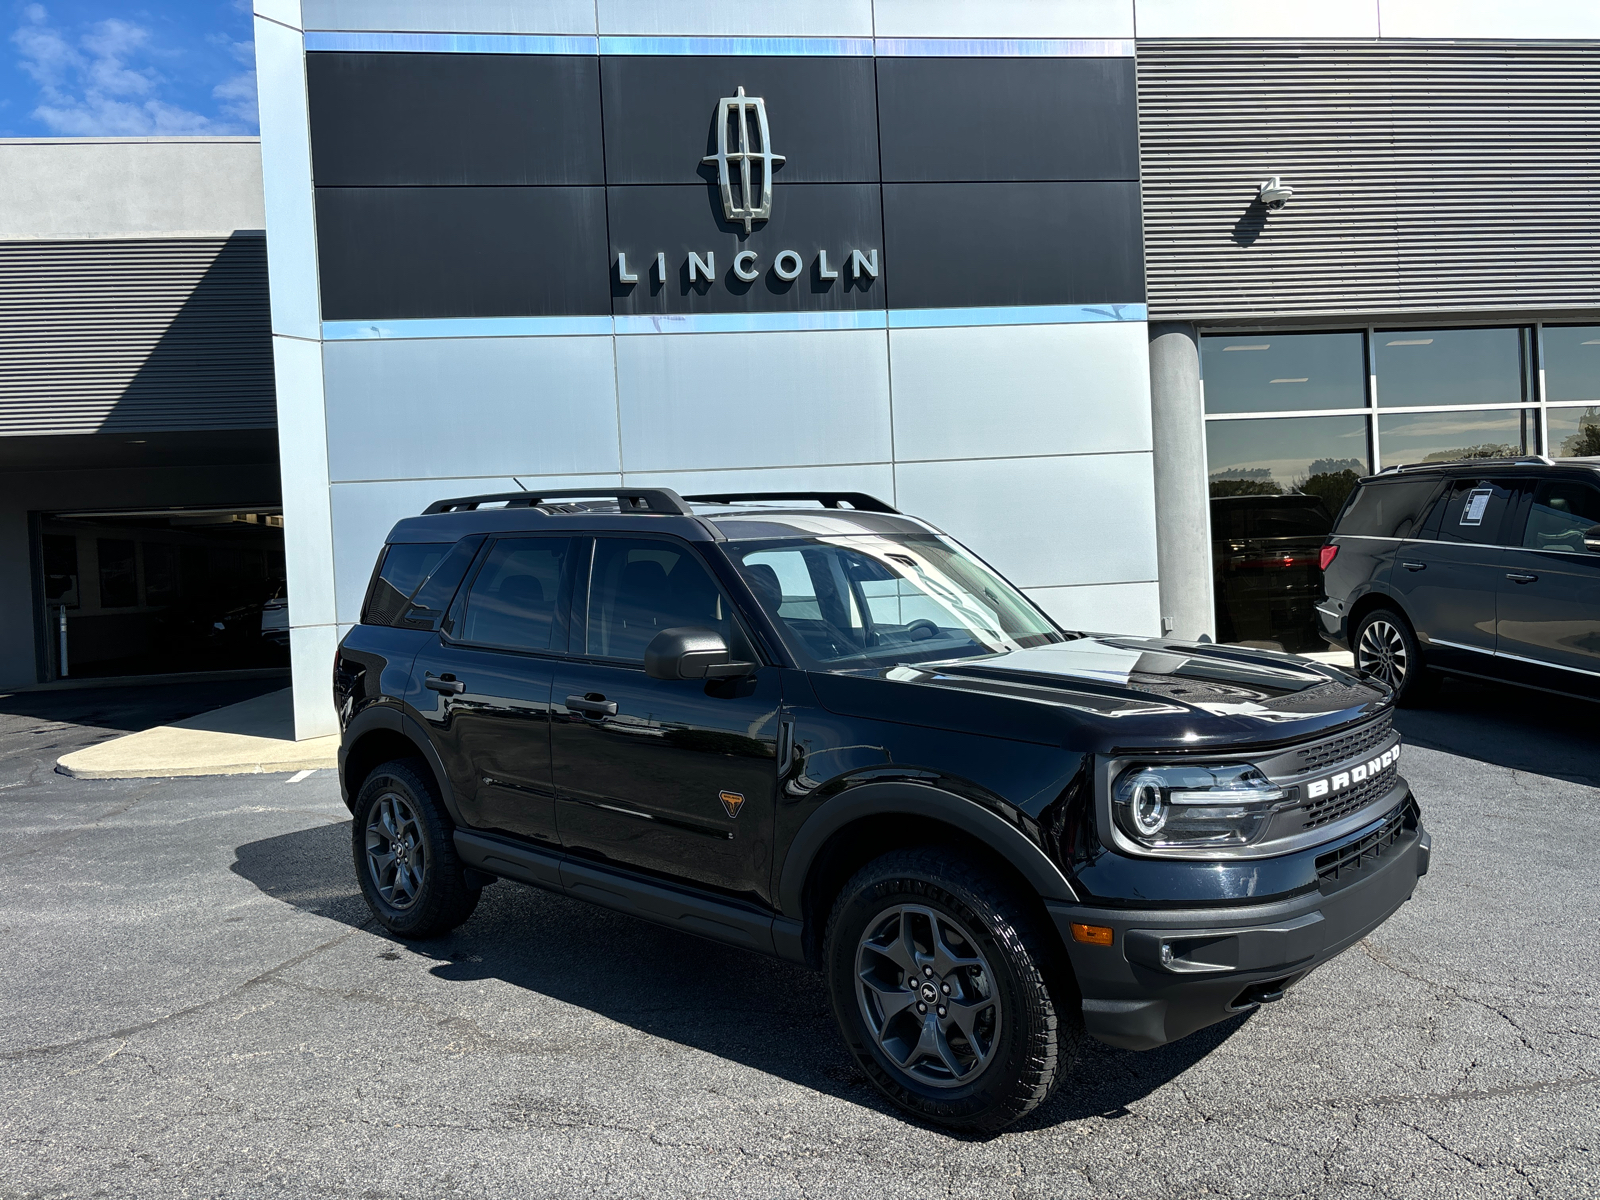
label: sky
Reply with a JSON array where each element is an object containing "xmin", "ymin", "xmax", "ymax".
[{"xmin": 0, "ymin": 1, "xmax": 257, "ymax": 137}]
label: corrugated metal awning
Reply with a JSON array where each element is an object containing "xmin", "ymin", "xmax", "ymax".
[
  {"xmin": 1138, "ymin": 40, "xmax": 1600, "ymax": 323},
  {"xmin": 0, "ymin": 235, "xmax": 275, "ymax": 436}
]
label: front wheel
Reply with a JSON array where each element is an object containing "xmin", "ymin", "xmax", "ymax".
[
  {"xmin": 352, "ymin": 759, "xmax": 480, "ymax": 938},
  {"xmin": 823, "ymin": 848, "xmax": 1078, "ymax": 1133},
  {"xmin": 1354, "ymin": 607, "xmax": 1432, "ymax": 705}
]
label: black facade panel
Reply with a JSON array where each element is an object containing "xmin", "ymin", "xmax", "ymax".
[
  {"xmin": 608, "ymin": 184, "xmax": 884, "ymax": 315},
  {"xmin": 600, "ymin": 56, "xmax": 880, "ymax": 184},
  {"xmin": 882, "ymin": 182, "xmax": 1145, "ymax": 308},
  {"xmin": 876, "ymin": 57, "xmax": 1139, "ymax": 183},
  {"xmin": 306, "ymin": 52, "xmax": 604, "ymax": 186},
  {"xmin": 315, "ymin": 187, "xmax": 610, "ymax": 319}
]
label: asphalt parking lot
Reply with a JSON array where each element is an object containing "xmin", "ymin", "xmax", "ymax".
[{"xmin": 1, "ymin": 677, "xmax": 1596, "ymax": 1199}]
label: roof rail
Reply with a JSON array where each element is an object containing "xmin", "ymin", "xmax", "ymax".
[
  {"xmin": 682, "ymin": 491, "xmax": 900, "ymax": 514},
  {"xmin": 1383, "ymin": 454, "xmax": 1554, "ymax": 474},
  {"xmin": 422, "ymin": 488, "xmax": 693, "ymax": 515}
]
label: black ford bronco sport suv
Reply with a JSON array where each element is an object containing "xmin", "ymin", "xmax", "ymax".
[{"xmin": 335, "ymin": 488, "xmax": 1430, "ymax": 1132}]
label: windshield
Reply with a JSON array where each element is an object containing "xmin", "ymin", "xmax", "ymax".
[{"xmin": 726, "ymin": 533, "xmax": 1067, "ymax": 669}]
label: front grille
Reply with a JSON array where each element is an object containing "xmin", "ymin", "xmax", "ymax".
[
  {"xmin": 1300, "ymin": 761, "xmax": 1400, "ymax": 830},
  {"xmin": 1316, "ymin": 801, "xmax": 1415, "ymax": 885},
  {"xmin": 1295, "ymin": 713, "xmax": 1394, "ymax": 774}
]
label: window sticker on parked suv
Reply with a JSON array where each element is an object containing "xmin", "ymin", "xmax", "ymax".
[{"xmin": 1459, "ymin": 488, "xmax": 1494, "ymax": 526}]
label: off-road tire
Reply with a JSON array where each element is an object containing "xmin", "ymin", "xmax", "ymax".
[
  {"xmin": 1353, "ymin": 606, "xmax": 1434, "ymax": 706},
  {"xmin": 823, "ymin": 847, "xmax": 1079, "ymax": 1133},
  {"xmin": 352, "ymin": 758, "xmax": 480, "ymax": 938}
]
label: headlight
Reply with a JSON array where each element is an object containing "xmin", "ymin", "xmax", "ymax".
[{"xmin": 1113, "ymin": 763, "xmax": 1287, "ymax": 851}]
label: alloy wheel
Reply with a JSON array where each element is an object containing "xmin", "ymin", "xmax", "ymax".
[
  {"xmin": 855, "ymin": 904, "xmax": 1000, "ymax": 1089},
  {"xmin": 365, "ymin": 791, "xmax": 427, "ymax": 909},
  {"xmin": 1357, "ymin": 618, "xmax": 1409, "ymax": 690}
]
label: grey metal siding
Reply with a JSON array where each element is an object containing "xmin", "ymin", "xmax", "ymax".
[
  {"xmin": 0, "ymin": 236, "xmax": 275, "ymax": 435},
  {"xmin": 1138, "ymin": 41, "xmax": 1600, "ymax": 322}
]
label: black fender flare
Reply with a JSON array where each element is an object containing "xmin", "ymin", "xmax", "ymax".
[
  {"xmin": 340, "ymin": 704, "xmax": 466, "ymax": 827},
  {"xmin": 776, "ymin": 781, "xmax": 1078, "ymax": 917}
]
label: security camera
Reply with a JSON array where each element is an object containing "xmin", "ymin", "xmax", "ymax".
[{"xmin": 1258, "ymin": 176, "xmax": 1293, "ymax": 212}]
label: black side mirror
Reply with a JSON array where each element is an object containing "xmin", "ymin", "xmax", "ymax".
[
  {"xmin": 643, "ymin": 627, "xmax": 756, "ymax": 681},
  {"xmin": 1584, "ymin": 525, "xmax": 1600, "ymax": 553}
]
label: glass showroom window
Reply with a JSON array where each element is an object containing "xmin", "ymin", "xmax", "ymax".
[
  {"xmin": 1374, "ymin": 327, "xmax": 1536, "ymax": 466},
  {"xmin": 1200, "ymin": 332, "xmax": 1373, "ymax": 652},
  {"xmin": 1200, "ymin": 324, "xmax": 1552, "ymax": 651},
  {"xmin": 1543, "ymin": 325, "xmax": 1600, "ymax": 457}
]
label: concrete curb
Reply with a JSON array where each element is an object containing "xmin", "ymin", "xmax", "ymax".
[{"xmin": 55, "ymin": 688, "xmax": 339, "ymax": 780}]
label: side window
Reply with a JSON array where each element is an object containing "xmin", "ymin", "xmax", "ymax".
[
  {"xmin": 362, "ymin": 542, "xmax": 449, "ymax": 626},
  {"xmin": 1333, "ymin": 480, "xmax": 1440, "ymax": 539},
  {"xmin": 1425, "ymin": 478, "xmax": 1520, "ymax": 546},
  {"xmin": 586, "ymin": 538, "xmax": 747, "ymax": 662},
  {"xmin": 458, "ymin": 537, "xmax": 570, "ymax": 652},
  {"xmin": 1522, "ymin": 481, "xmax": 1600, "ymax": 554}
]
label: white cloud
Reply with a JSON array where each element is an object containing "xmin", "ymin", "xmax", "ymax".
[
  {"xmin": 213, "ymin": 68, "xmax": 257, "ymax": 125},
  {"xmin": 11, "ymin": 5, "xmax": 255, "ymax": 136}
]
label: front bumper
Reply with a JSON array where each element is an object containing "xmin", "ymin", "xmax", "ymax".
[{"xmin": 1050, "ymin": 802, "xmax": 1429, "ymax": 1051}]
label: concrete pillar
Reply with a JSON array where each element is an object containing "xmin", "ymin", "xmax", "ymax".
[
  {"xmin": 257, "ymin": 2, "xmax": 340, "ymax": 740},
  {"xmin": 1148, "ymin": 322, "xmax": 1216, "ymax": 642}
]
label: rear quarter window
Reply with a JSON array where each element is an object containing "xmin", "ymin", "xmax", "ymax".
[
  {"xmin": 1333, "ymin": 480, "xmax": 1440, "ymax": 539},
  {"xmin": 361, "ymin": 543, "xmax": 450, "ymax": 626}
]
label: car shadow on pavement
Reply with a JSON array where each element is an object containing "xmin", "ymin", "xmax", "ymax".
[
  {"xmin": 232, "ymin": 819, "xmax": 1245, "ymax": 1136},
  {"xmin": 1395, "ymin": 674, "xmax": 1600, "ymax": 788}
]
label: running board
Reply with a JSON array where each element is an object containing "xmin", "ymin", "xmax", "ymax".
[{"xmin": 454, "ymin": 829, "xmax": 800, "ymax": 961}]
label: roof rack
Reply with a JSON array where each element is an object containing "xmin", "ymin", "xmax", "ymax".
[
  {"xmin": 682, "ymin": 491, "xmax": 900, "ymax": 514},
  {"xmin": 422, "ymin": 488, "xmax": 693, "ymax": 515},
  {"xmin": 1378, "ymin": 454, "xmax": 1554, "ymax": 474}
]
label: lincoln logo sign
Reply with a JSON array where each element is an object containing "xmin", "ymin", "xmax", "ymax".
[
  {"xmin": 705, "ymin": 85, "xmax": 783, "ymax": 233},
  {"xmin": 612, "ymin": 88, "xmax": 880, "ymax": 291}
]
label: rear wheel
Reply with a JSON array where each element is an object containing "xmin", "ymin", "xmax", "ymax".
[
  {"xmin": 823, "ymin": 848, "xmax": 1078, "ymax": 1133},
  {"xmin": 1354, "ymin": 607, "xmax": 1431, "ymax": 705},
  {"xmin": 352, "ymin": 759, "xmax": 480, "ymax": 938}
]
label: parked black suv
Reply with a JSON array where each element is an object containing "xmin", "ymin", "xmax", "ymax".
[
  {"xmin": 335, "ymin": 489, "xmax": 1430, "ymax": 1132},
  {"xmin": 1211, "ymin": 493, "xmax": 1334, "ymax": 652},
  {"xmin": 1319, "ymin": 455, "xmax": 1600, "ymax": 703}
]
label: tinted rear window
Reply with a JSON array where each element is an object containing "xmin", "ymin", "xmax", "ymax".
[
  {"xmin": 362, "ymin": 543, "xmax": 449, "ymax": 626},
  {"xmin": 458, "ymin": 537, "xmax": 571, "ymax": 652},
  {"xmin": 1423, "ymin": 477, "xmax": 1521, "ymax": 546},
  {"xmin": 1334, "ymin": 480, "xmax": 1439, "ymax": 539}
]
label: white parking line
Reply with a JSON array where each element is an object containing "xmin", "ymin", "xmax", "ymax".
[{"xmin": 287, "ymin": 770, "xmax": 314, "ymax": 784}]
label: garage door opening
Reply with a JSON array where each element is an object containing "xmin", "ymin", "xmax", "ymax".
[{"xmin": 37, "ymin": 507, "xmax": 288, "ymax": 680}]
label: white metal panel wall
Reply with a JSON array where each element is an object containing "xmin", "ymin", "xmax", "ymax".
[
  {"xmin": 0, "ymin": 237, "xmax": 275, "ymax": 435},
  {"xmin": 1138, "ymin": 41, "xmax": 1600, "ymax": 322}
]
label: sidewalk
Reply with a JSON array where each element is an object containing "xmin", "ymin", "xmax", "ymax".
[{"xmin": 56, "ymin": 688, "xmax": 338, "ymax": 780}]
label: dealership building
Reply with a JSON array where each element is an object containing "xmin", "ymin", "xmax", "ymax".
[{"xmin": 4, "ymin": 1, "xmax": 1599, "ymax": 738}]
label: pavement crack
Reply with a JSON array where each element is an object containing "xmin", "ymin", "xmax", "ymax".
[
  {"xmin": 0, "ymin": 923, "xmax": 369, "ymax": 1063},
  {"xmin": 0, "ymin": 782, "xmax": 164, "ymax": 864}
]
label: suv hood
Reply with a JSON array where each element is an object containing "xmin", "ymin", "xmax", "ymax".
[{"xmin": 817, "ymin": 635, "xmax": 1388, "ymax": 751}]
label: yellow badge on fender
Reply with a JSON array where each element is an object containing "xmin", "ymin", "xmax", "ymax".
[{"xmin": 719, "ymin": 791, "xmax": 745, "ymax": 818}]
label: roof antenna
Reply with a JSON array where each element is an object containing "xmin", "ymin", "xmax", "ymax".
[{"xmin": 511, "ymin": 477, "xmax": 528, "ymax": 490}]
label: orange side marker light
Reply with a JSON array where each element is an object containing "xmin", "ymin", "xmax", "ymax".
[{"xmin": 1071, "ymin": 923, "xmax": 1114, "ymax": 947}]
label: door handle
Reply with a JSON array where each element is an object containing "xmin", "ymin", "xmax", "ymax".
[
  {"xmin": 424, "ymin": 673, "xmax": 465, "ymax": 694},
  {"xmin": 565, "ymin": 694, "xmax": 617, "ymax": 717},
  {"xmin": 1400, "ymin": 561, "xmax": 1426, "ymax": 571},
  {"xmin": 1506, "ymin": 572, "xmax": 1539, "ymax": 584}
]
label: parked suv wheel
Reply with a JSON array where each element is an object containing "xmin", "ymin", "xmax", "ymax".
[
  {"xmin": 352, "ymin": 759, "xmax": 480, "ymax": 938},
  {"xmin": 823, "ymin": 848, "xmax": 1078, "ymax": 1133},
  {"xmin": 1353, "ymin": 607, "xmax": 1432, "ymax": 705}
]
